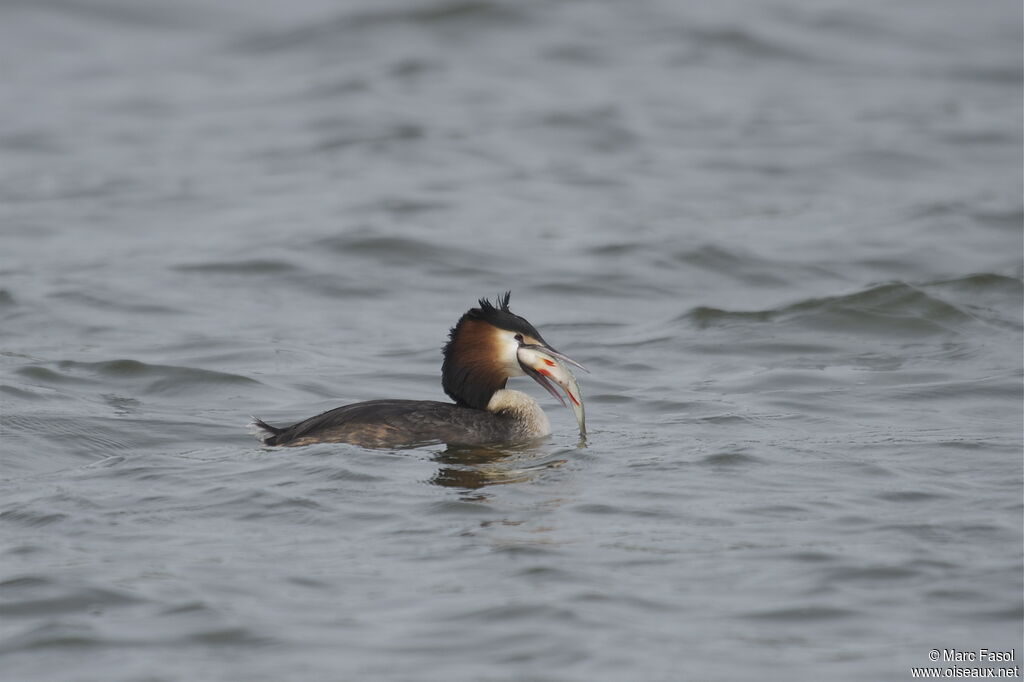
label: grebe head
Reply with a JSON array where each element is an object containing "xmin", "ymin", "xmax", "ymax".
[{"xmin": 442, "ymin": 293, "xmax": 586, "ymax": 431}]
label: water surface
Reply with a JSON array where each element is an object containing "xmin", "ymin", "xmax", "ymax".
[{"xmin": 2, "ymin": 1, "xmax": 1021, "ymax": 680}]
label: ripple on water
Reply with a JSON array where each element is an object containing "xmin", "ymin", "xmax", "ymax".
[
  {"xmin": 736, "ymin": 504, "xmax": 810, "ymax": 519},
  {"xmin": 441, "ymin": 601, "xmax": 584, "ymax": 626},
  {"xmin": 233, "ymin": 1, "xmax": 528, "ymax": 54},
  {"xmin": 973, "ymin": 208, "xmax": 1024, "ymax": 231},
  {"xmin": 697, "ymin": 451, "xmax": 764, "ymax": 468},
  {"xmin": 822, "ymin": 564, "xmax": 923, "ymax": 584},
  {"xmin": 670, "ymin": 243, "xmax": 795, "ymax": 288},
  {"xmin": 572, "ymin": 503, "xmax": 660, "ymax": 518},
  {"xmin": 2, "ymin": 415, "xmax": 138, "ymax": 464},
  {"xmin": 0, "ymin": 509, "xmax": 70, "ymax": 528},
  {"xmin": 874, "ymin": 490, "xmax": 951, "ymax": 504},
  {"xmin": 0, "ymin": 580, "xmax": 144, "ymax": 619},
  {"xmin": 683, "ymin": 281, "xmax": 984, "ymax": 338},
  {"xmin": 785, "ymin": 551, "xmax": 839, "ymax": 564},
  {"xmin": 742, "ymin": 605, "xmax": 862, "ymax": 623},
  {"xmin": 18, "ymin": 359, "xmax": 260, "ymax": 401},
  {"xmin": 15, "ymin": 366, "xmax": 92, "ymax": 386},
  {"xmin": 173, "ymin": 258, "xmax": 299, "ymax": 274},
  {"xmin": 311, "ymin": 230, "xmax": 492, "ymax": 270},
  {"xmin": 0, "ymin": 622, "xmax": 102, "ymax": 654},
  {"xmin": 48, "ymin": 290, "xmax": 182, "ymax": 315}
]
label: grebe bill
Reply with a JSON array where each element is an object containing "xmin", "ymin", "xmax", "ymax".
[{"xmin": 252, "ymin": 293, "xmax": 586, "ymax": 448}]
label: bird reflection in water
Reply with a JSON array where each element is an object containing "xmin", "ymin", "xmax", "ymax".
[{"xmin": 428, "ymin": 443, "xmax": 567, "ymax": 495}]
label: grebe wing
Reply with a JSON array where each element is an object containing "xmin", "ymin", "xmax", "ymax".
[{"xmin": 258, "ymin": 400, "xmax": 503, "ymax": 447}]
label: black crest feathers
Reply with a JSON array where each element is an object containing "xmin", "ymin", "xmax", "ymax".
[
  {"xmin": 478, "ymin": 291, "xmax": 512, "ymax": 315},
  {"xmin": 464, "ymin": 292, "xmax": 542, "ymax": 338}
]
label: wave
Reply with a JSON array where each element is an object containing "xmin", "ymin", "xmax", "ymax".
[
  {"xmin": 681, "ymin": 275, "xmax": 1022, "ymax": 337},
  {"xmin": 17, "ymin": 359, "xmax": 258, "ymax": 398},
  {"xmin": 234, "ymin": 1, "xmax": 527, "ymax": 54}
]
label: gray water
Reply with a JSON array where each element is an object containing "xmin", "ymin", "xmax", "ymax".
[{"xmin": 1, "ymin": 1, "xmax": 1022, "ymax": 680}]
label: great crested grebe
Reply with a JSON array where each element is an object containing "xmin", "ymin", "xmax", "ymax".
[{"xmin": 251, "ymin": 293, "xmax": 586, "ymax": 448}]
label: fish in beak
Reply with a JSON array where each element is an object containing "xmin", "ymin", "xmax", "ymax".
[{"xmin": 516, "ymin": 343, "xmax": 587, "ymax": 437}]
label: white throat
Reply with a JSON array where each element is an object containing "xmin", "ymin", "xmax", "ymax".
[
  {"xmin": 486, "ymin": 389, "xmax": 551, "ymax": 439},
  {"xmin": 495, "ymin": 330, "xmax": 525, "ymax": 377}
]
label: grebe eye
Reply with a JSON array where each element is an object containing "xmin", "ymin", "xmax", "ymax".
[{"xmin": 514, "ymin": 334, "xmax": 524, "ymax": 343}]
